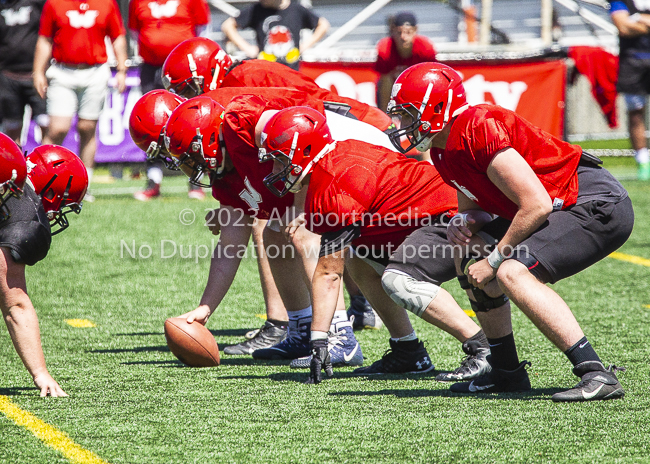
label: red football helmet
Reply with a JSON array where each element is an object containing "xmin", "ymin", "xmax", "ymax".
[
  {"xmin": 260, "ymin": 107, "xmax": 334, "ymax": 197},
  {"xmin": 386, "ymin": 62, "xmax": 469, "ymax": 153},
  {"xmin": 26, "ymin": 145, "xmax": 88, "ymax": 235},
  {"xmin": 129, "ymin": 90, "xmax": 185, "ymax": 170},
  {"xmin": 161, "ymin": 38, "xmax": 233, "ymax": 98},
  {"xmin": 0, "ymin": 133, "xmax": 27, "ymax": 221},
  {"xmin": 165, "ymin": 96, "xmax": 226, "ymax": 187}
]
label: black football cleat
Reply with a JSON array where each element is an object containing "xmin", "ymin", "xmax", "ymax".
[
  {"xmin": 252, "ymin": 317, "xmax": 311, "ymax": 360},
  {"xmin": 223, "ymin": 320, "xmax": 287, "ymax": 356},
  {"xmin": 551, "ymin": 361, "xmax": 625, "ymax": 402},
  {"xmin": 450, "ymin": 360, "xmax": 531, "ymax": 393},
  {"xmin": 353, "ymin": 338, "xmax": 434, "ymax": 375},
  {"xmin": 435, "ymin": 339, "xmax": 491, "ymax": 382}
]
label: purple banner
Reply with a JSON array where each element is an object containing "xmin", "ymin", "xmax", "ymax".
[{"xmin": 23, "ymin": 68, "xmax": 146, "ymax": 163}]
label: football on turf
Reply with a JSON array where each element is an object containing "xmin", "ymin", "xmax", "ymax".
[{"xmin": 164, "ymin": 317, "xmax": 220, "ymax": 367}]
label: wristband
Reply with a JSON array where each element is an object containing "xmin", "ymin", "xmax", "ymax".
[{"xmin": 487, "ymin": 247, "xmax": 505, "ymax": 269}]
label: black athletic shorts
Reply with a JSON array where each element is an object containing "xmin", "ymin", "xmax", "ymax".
[
  {"xmin": 480, "ymin": 165, "xmax": 634, "ymax": 284},
  {"xmin": 0, "ymin": 184, "xmax": 51, "ymax": 266},
  {"xmin": 320, "ymin": 215, "xmax": 456, "ymax": 284},
  {"xmin": 617, "ymin": 57, "xmax": 650, "ymax": 95},
  {"xmin": 385, "ymin": 218, "xmax": 457, "ymax": 285},
  {"xmin": 0, "ymin": 71, "xmax": 47, "ymax": 122}
]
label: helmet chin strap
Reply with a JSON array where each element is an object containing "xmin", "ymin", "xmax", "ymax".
[
  {"xmin": 289, "ymin": 141, "xmax": 336, "ymax": 192},
  {"xmin": 415, "ymin": 133, "xmax": 434, "ymax": 153}
]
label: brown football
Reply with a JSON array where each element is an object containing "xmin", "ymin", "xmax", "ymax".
[{"xmin": 164, "ymin": 317, "xmax": 220, "ymax": 367}]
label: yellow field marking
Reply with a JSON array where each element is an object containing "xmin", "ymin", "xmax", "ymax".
[
  {"xmin": 644, "ymin": 305, "xmax": 650, "ymax": 309},
  {"xmin": 609, "ymin": 251, "xmax": 650, "ymax": 267},
  {"xmin": 65, "ymin": 319, "xmax": 96, "ymax": 328},
  {"xmin": 463, "ymin": 309, "xmax": 476, "ymax": 317},
  {"xmin": 255, "ymin": 314, "xmax": 267, "ymax": 320},
  {"xmin": 0, "ymin": 395, "xmax": 109, "ymax": 464}
]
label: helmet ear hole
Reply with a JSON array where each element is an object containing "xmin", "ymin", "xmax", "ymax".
[
  {"xmin": 433, "ymin": 102, "xmax": 443, "ymax": 114},
  {"xmin": 209, "ymin": 132, "xmax": 216, "ymax": 145},
  {"xmin": 44, "ymin": 188, "xmax": 56, "ymax": 200},
  {"xmin": 304, "ymin": 146, "xmax": 311, "ymax": 157}
]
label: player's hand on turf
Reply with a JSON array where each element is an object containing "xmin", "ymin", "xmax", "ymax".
[
  {"xmin": 179, "ymin": 305, "xmax": 211, "ymax": 325},
  {"xmin": 205, "ymin": 209, "xmax": 222, "ymax": 236},
  {"xmin": 305, "ymin": 339, "xmax": 333, "ymax": 384},
  {"xmin": 33, "ymin": 372, "xmax": 68, "ymax": 398},
  {"xmin": 447, "ymin": 213, "xmax": 474, "ymax": 246},
  {"xmin": 466, "ymin": 259, "xmax": 497, "ymax": 289}
]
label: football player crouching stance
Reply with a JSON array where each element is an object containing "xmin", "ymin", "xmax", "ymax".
[
  {"xmin": 258, "ymin": 107, "xmax": 493, "ymax": 384},
  {"xmin": 1, "ymin": 135, "xmax": 88, "ymax": 396}
]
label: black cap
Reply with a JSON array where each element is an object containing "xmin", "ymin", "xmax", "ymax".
[{"xmin": 393, "ymin": 12, "xmax": 417, "ymax": 27}]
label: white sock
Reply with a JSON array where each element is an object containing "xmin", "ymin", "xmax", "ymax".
[
  {"xmin": 635, "ymin": 148, "xmax": 650, "ymax": 164},
  {"xmin": 288, "ymin": 306, "xmax": 312, "ymax": 321},
  {"xmin": 331, "ymin": 310, "xmax": 348, "ymax": 325},
  {"xmin": 148, "ymin": 166, "xmax": 163, "ymax": 185},
  {"xmin": 311, "ymin": 330, "xmax": 328, "ymax": 341},
  {"xmin": 391, "ymin": 330, "xmax": 418, "ymax": 343},
  {"xmin": 86, "ymin": 168, "xmax": 93, "ymax": 185}
]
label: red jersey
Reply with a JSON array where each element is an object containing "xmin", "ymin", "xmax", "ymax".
[
  {"xmin": 431, "ymin": 104, "xmax": 582, "ymax": 221},
  {"xmin": 205, "ymin": 87, "xmax": 323, "ymax": 219},
  {"xmin": 128, "ymin": 0, "xmax": 209, "ymax": 66},
  {"xmin": 222, "ymin": 60, "xmax": 393, "ymax": 131},
  {"xmin": 219, "ymin": 90, "xmax": 325, "ymax": 220},
  {"xmin": 374, "ymin": 35, "xmax": 436, "ymax": 75},
  {"xmin": 306, "ymin": 140, "xmax": 457, "ymax": 249},
  {"xmin": 210, "ymin": 169, "xmax": 258, "ymax": 215},
  {"xmin": 39, "ymin": 0, "xmax": 125, "ymax": 66}
]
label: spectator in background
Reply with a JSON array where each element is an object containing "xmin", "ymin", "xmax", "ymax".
[
  {"xmin": 221, "ymin": 0, "xmax": 329, "ymax": 71},
  {"xmin": 375, "ymin": 12, "xmax": 436, "ymax": 112},
  {"xmin": 33, "ymin": 0, "xmax": 128, "ymax": 202},
  {"xmin": 128, "ymin": 0, "xmax": 211, "ymax": 201},
  {"xmin": 0, "ymin": 0, "xmax": 48, "ymax": 145},
  {"xmin": 610, "ymin": 0, "xmax": 650, "ymax": 180}
]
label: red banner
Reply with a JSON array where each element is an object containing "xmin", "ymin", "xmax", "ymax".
[{"xmin": 300, "ymin": 60, "xmax": 566, "ymax": 138}]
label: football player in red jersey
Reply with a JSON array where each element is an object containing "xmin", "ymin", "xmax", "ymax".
[
  {"xmin": 387, "ymin": 62, "xmax": 634, "ymax": 401},
  {"xmin": 161, "ymin": 37, "xmax": 393, "ymax": 132},
  {"xmin": 1, "ymin": 137, "xmax": 88, "ymax": 397},
  {"xmin": 162, "ymin": 90, "xmax": 363, "ymax": 363},
  {"xmin": 258, "ymin": 107, "xmax": 492, "ymax": 383},
  {"xmin": 161, "ymin": 38, "xmax": 392, "ymax": 320}
]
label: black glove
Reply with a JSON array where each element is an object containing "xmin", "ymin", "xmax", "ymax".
[{"xmin": 305, "ymin": 338, "xmax": 333, "ymax": 384}]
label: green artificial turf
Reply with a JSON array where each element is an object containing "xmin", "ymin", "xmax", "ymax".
[{"xmin": 1, "ymin": 175, "xmax": 650, "ymax": 464}]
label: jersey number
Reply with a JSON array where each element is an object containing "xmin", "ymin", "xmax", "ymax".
[{"xmin": 239, "ymin": 177, "xmax": 262, "ymax": 211}]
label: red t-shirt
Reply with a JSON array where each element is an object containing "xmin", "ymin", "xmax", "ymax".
[
  {"xmin": 431, "ymin": 104, "xmax": 582, "ymax": 221},
  {"xmin": 222, "ymin": 60, "xmax": 393, "ymax": 131},
  {"xmin": 306, "ymin": 140, "xmax": 457, "ymax": 249},
  {"xmin": 39, "ymin": 0, "xmax": 125, "ymax": 66},
  {"xmin": 374, "ymin": 35, "xmax": 436, "ymax": 75},
  {"xmin": 128, "ymin": 0, "xmax": 210, "ymax": 66}
]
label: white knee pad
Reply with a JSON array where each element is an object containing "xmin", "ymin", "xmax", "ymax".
[{"xmin": 381, "ymin": 269, "xmax": 440, "ymax": 317}]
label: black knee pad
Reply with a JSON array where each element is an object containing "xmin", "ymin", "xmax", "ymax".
[
  {"xmin": 457, "ymin": 258, "xmax": 509, "ymax": 313},
  {"xmin": 468, "ymin": 290, "xmax": 509, "ymax": 313}
]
